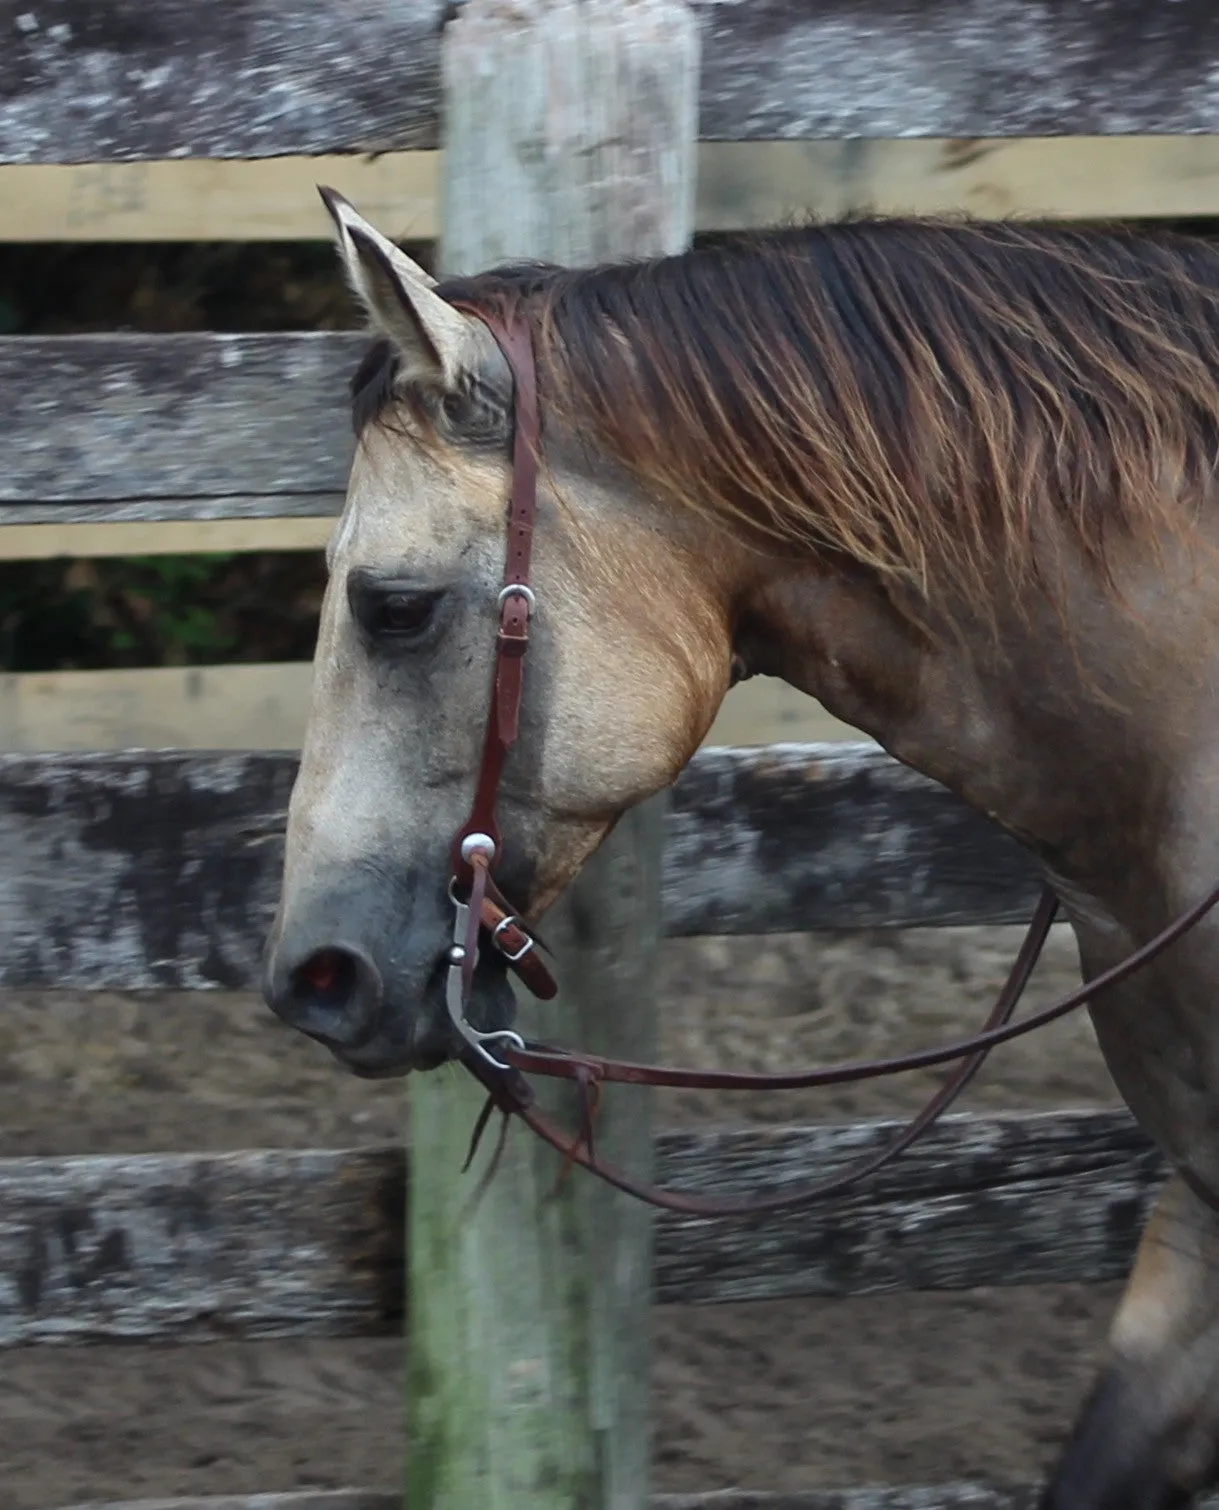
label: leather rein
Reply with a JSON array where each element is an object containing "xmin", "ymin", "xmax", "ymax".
[{"xmin": 442, "ymin": 303, "xmax": 1219, "ymax": 1220}]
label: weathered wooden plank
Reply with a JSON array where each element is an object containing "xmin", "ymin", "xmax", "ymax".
[
  {"xmin": 0, "ymin": 519, "xmax": 333, "ymax": 560},
  {"xmin": 692, "ymin": 0, "xmax": 1219, "ymax": 142},
  {"xmin": 3, "ymin": 0, "xmax": 1219, "ymax": 165},
  {"xmin": 664, "ymin": 743, "xmax": 1040, "ymax": 935},
  {"xmin": 57, "ymin": 1493, "xmax": 1219, "ymax": 1510},
  {"xmin": 0, "ymin": 496, "xmax": 344, "ymax": 526},
  {"xmin": 0, "ymin": 152, "xmax": 442, "ymax": 243},
  {"xmin": 0, "ymin": 750, "xmax": 298, "ymax": 991},
  {"xmin": 47, "ymin": 1478, "xmax": 1219, "ymax": 1510},
  {"xmin": 653, "ymin": 1109, "xmax": 1160, "ymax": 1306},
  {"xmin": 0, "ymin": 663, "xmax": 317, "ymax": 755},
  {"xmin": 0, "ymin": 334, "xmax": 361, "ymax": 518},
  {"xmin": 60, "ymin": 1497, "xmax": 400, "ymax": 1510},
  {"xmin": 0, "ymin": 1111, "xmax": 1164, "ymax": 1348},
  {"xmin": 656, "ymin": 1496, "xmax": 1038, "ymax": 1510},
  {"xmin": 52, "ymin": 1485, "xmax": 1049, "ymax": 1510},
  {"xmin": 0, "ymin": 667, "xmax": 851, "ymax": 758},
  {"xmin": 0, "ymin": 745, "xmax": 1039, "ymax": 990},
  {"xmin": 55, "ymin": 1485, "xmax": 1047, "ymax": 1510},
  {"xmin": 0, "ymin": 1145, "xmax": 405, "ymax": 1347}
]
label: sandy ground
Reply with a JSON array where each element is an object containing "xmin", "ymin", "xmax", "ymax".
[{"xmin": 0, "ymin": 925, "xmax": 1126, "ymax": 1510}]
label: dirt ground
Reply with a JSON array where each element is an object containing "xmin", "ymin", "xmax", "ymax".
[{"xmin": 0, "ymin": 924, "xmax": 1129, "ymax": 1510}]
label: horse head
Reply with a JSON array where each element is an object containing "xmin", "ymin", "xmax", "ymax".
[{"xmin": 262, "ymin": 194, "xmax": 743, "ymax": 1076}]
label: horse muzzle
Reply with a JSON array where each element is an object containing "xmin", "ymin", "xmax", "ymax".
[{"xmin": 262, "ymin": 890, "xmax": 519, "ymax": 1077}]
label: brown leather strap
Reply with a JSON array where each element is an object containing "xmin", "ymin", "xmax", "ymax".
[
  {"xmin": 503, "ymin": 872, "xmax": 1219, "ymax": 1097},
  {"xmin": 449, "ymin": 307, "xmax": 540, "ymax": 885},
  {"xmin": 466, "ymin": 877, "xmax": 1219, "ymax": 1216},
  {"xmin": 439, "ymin": 302, "xmax": 555, "ymax": 1000},
  {"xmin": 463, "ymin": 887, "xmax": 1058, "ymax": 1217},
  {"xmin": 479, "ymin": 889, "xmax": 557, "ymax": 1001},
  {"xmin": 461, "ymin": 851, "xmax": 492, "ymax": 1001}
]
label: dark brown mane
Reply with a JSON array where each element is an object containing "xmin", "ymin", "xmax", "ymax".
[{"xmin": 436, "ymin": 219, "xmax": 1219, "ymax": 611}]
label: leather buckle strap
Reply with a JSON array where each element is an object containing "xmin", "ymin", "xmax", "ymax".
[
  {"xmin": 448, "ymin": 306, "xmax": 540, "ymax": 889},
  {"xmin": 480, "ymin": 887, "xmax": 557, "ymax": 1000},
  {"xmin": 440, "ymin": 301, "xmax": 556, "ymax": 1066}
]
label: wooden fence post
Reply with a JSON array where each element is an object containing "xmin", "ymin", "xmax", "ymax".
[{"xmin": 407, "ymin": 4, "xmax": 698, "ymax": 1507}]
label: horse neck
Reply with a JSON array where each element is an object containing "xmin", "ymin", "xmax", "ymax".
[{"xmin": 733, "ymin": 546, "xmax": 1173, "ymax": 891}]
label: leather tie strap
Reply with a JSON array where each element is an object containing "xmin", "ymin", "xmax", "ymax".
[
  {"xmin": 466, "ymin": 874, "xmax": 1219, "ymax": 1218},
  {"xmin": 462, "ymin": 889, "xmax": 1058, "ymax": 1218}
]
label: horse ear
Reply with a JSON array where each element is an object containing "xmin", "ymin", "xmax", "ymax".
[{"xmin": 318, "ymin": 186, "xmax": 469, "ymax": 386}]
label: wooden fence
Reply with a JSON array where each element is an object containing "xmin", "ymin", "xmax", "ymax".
[
  {"xmin": 9, "ymin": 0, "xmax": 1219, "ymax": 754},
  {"xmin": 1, "ymin": 0, "xmax": 1214, "ymax": 1506}
]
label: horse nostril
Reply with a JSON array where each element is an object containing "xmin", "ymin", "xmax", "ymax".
[
  {"xmin": 272, "ymin": 945, "xmax": 383, "ymax": 1049},
  {"xmin": 292, "ymin": 948, "xmax": 358, "ymax": 1009}
]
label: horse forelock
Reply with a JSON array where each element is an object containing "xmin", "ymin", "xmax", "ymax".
[{"xmin": 350, "ymin": 336, "xmax": 400, "ymax": 438}]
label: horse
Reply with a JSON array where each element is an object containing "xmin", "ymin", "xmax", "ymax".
[{"xmin": 263, "ymin": 189, "xmax": 1219, "ymax": 1509}]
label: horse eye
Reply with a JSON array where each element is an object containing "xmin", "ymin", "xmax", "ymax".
[
  {"xmin": 440, "ymin": 390, "xmax": 469, "ymax": 427},
  {"xmin": 437, "ymin": 384, "xmax": 507, "ymax": 445},
  {"xmin": 370, "ymin": 591, "xmax": 439, "ymax": 640}
]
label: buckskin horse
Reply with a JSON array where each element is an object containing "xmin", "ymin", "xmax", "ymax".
[{"xmin": 264, "ymin": 189, "xmax": 1219, "ymax": 1509}]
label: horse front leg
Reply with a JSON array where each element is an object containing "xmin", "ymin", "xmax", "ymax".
[{"xmin": 1043, "ymin": 1172, "xmax": 1219, "ymax": 1510}]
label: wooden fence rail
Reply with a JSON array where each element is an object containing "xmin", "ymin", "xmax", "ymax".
[
  {"xmin": 50, "ymin": 1484, "xmax": 1074, "ymax": 1510},
  {"xmin": 0, "ymin": 1110, "xmax": 1162, "ymax": 1350},
  {"xmin": 0, "ymin": 743, "xmax": 1040, "ymax": 991},
  {"xmin": 1, "ymin": 334, "xmax": 355, "ymax": 526},
  {"xmin": 2, "ymin": 0, "xmax": 1218, "ymax": 165}
]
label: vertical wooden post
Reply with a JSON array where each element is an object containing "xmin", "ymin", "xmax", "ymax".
[{"xmin": 408, "ymin": 5, "xmax": 698, "ymax": 1509}]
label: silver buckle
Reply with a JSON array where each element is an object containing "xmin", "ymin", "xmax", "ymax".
[
  {"xmin": 492, "ymin": 913, "xmax": 535, "ymax": 963},
  {"xmin": 497, "ymin": 583, "xmax": 536, "ymax": 615}
]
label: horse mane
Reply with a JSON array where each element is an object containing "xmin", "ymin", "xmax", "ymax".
[{"xmin": 434, "ymin": 218, "xmax": 1219, "ymax": 612}]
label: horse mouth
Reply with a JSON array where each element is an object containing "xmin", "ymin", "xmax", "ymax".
[
  {"xmin": 327, "ymin": 960, "xmax": 518, "ymax": 1079},
  {"xmin": 340, "ymin": 1052, "xmax": 443, "ymax": 1080}
]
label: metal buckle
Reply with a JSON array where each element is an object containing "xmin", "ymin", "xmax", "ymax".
[
  {"xmin": 497, "ymin": 583, "xmax": 536, "ymax": 615},
  {"xmin": 492, "ymin": 913, "xmax": 535, "ymax": 963},
  {"xmin": 445, "ymin": 883, "xmax": 525, "ymax": 1071}
]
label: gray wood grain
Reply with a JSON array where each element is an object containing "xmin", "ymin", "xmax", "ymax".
[
  {"xmin": 0, "ymin": 1145, "xmax": 405, "ymax": 1347},
  {"xmin": 0, "ymin": 745, "xmax": 1040, "ymax": 990},
  {"xmin": 657, "ymin": 1495, "xmax": 1039, "ymax": 1510},
  {"xmin": 653, "ymin": 1108, "xmax": 1160, "ymax": 1305},
  {"xmin": 0, "ymin": 1110, "xmax": 1164, "ymax": 1348},
  {"xmin": 68, "ymin": 1483, "xmax": 1219, "ymax": 1510},
  {"xmin": 664, "ymin": 743, "xmax": 1041, "ymax": 935},
  {"xmin": 3, "ymin": 0, "xmax": 1219, "ymax": 165},
  {"xmin": 0, "ymin": 496, "xmax": 344, "ymax": 526},
  {"xmin": 0, "ymin": 335, "xmax": 361, "ymax": 519},
  {"xmin": 61, "ymin": 1496, "xmax": 400, "ymax": 1510},
  {"xmin": 52, "ymin": 1485, "xmax": 1049, "ymax": 1510},
  {"xmin": 55, "ymin": 1485, "xmax": 1048, "ymax": 1510}
]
